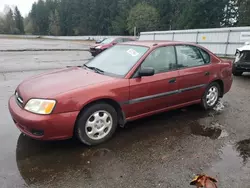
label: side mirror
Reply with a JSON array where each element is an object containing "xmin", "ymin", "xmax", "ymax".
[
  {"xmin": 139, "ymin": 67, "xmax": 155, "ymax": 77},
  {"xmin": 112, "ymin": 42, "xmax": 117, "ymax": 45}
]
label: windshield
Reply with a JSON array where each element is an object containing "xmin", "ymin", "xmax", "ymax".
[
  {"xmin": 100, "ymin": 38, "xmax": 115, "ymax": 44},
  {"xmin": 85, "ymin": 45, "xmax": 149, "ymax": 77},
  {"xmin": 241, "ymin": 51, "xmax": 250, "ymax": 61}
]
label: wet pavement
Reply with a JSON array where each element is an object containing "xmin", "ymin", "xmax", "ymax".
[
  {"xmin": 0, "ymin": 44, "xmax": 250, "ymax": 187},
  {"xmin": 0, "ymin": 38, "xmax": 93, "ymax": 51},
  {"xmin": 0, "ymin": 51, "xmax": 92, "ymax": 73}
]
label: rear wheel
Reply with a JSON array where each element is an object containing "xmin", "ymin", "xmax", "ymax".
[
  {"xmin": 201, "ymin": 82, "xmax": 220, "ymax": 110},
  {"xmin": 232, "ymin": 71, "xmax": 243, "ymax": 76},
  {"xmin": 75, "ymin": 103, "xmax": 118, "ymax": 146}
]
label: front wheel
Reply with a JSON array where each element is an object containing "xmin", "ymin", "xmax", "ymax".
[
  {"xmin": 201, "ymin": 82, "xmax": 221, "ymax": 110},
  {"xmin": 75, "ymin": 103, "xmax": 118, "ymax": 146}
]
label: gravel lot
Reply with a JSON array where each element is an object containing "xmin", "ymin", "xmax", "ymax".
[{"xmin": 0, "ymin": 39, "xmax": 249, "ymax": 188}]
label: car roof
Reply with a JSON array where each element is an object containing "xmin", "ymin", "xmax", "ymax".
[{"xmin": 120, "ymin": 40, "xmax": 198, "ymax": 47}]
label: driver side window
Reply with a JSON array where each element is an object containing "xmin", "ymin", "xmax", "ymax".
[{"xmin": 141, "ymin": 46, "xmax": 177, "ymax": 74}]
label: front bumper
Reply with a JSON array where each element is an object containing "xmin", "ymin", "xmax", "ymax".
[
  {"xmin": 89, "ymin": 48, "xmax": 103, "ymax": 56},
  {"xmin": 8, "ymin": 95, "xmax": 79, "ymax": 140},
  {"xmin": 233, "ymin": 63, "xmax": 250, "ymax": 72}
]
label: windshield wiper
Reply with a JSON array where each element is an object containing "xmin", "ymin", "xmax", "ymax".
[{"xmin": 83, "ymin": 64, "xmax": 104, "ymax": 74}]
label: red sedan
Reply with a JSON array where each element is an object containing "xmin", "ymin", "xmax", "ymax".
[
  {"xmin": 8, "ymin": 41, "xmax": 233, "ymax": 146},
  {"xmin": 89, "ymin": 37, "xmax": 136, "ymax": 56}
]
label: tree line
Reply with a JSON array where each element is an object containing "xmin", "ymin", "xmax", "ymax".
[
  {"xmin": 0, "ymin": 6, "xmax": 24, "ymax": 34},
  {"xmin": 0, "ymin": 0, "xmax": 250, "ymax": 36}
]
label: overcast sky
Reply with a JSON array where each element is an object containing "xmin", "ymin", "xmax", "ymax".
[{"xmin": 0, "ymin": 0, "xmax": 37, "ymax": 16}]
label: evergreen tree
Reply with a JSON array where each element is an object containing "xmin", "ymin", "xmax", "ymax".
[
  {"xmin": 48, "ymin": 9, "xmax": 61, "ymax": 35},
  {"xmin": 14, "ymin": 6, "xmax": 24, "ymax": 34},
  {"xmin": 238, "ymin": 0, "xmax": 250, "ymax": 26},
  {"xmin": 7, "ymin": 0, "xmax": 250, "ymax": 36},
  {"xmin": 5, "ymin": 9, "xmax": 15, "ymax": 34},
  {"xmin": 176, "ymin": 0, "xmax": 228, "ymax": 29}
]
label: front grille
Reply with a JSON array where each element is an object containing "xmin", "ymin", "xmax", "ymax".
[
  {"xmin": 241, "ymin": 64, "xmax": 250, "ymax": 68},
  {"xmin": 15, "ymin": 91, "xmax": 24, "ymax": 107}
]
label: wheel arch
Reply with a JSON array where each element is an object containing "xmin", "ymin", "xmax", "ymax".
[
  {"xmin": 74, "ymin": 98, "xmax": 126, "ymax": 134},
  {"xmin": 209, "ymin": 79, "xmax": 224, "ymax": 97}
]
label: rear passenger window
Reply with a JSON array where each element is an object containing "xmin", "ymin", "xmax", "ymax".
[
  {"xmin": 199, "ymin": 49, "xmax": 210, "ymax": 64},
  {"xmin": 176, "ymin": 45, "xmax": 205, "ymax": 68}
]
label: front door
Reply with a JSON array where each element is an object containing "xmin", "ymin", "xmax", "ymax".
[
  {"xmin": 175, "ymin": 45, "xmax": 211, "ymax": 104},
  {"xmin": 127, "ymin": 46, "xmax": 180, "ymax": 118}
]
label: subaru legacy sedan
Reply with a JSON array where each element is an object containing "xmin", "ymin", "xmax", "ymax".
[{"xmin": 8, "ymin": 41, "xmax": 233, "ymax": 146}]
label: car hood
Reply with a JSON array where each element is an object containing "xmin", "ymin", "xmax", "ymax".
[
  {"xmin": 17, "ymin": 67, "xmax": 115, "ymax": 100},
  {"xmin": 237, "ymin": 44, "xmax": 250, "ymax": 52},
  {"xmin": 91, "ymin": 44, "xmax": 110, "ymax": 48}
]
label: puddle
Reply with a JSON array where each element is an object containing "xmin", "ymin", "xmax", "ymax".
[
  {"xmin": 15, "ymin": 135, "xmax": 116, "ymax": 186},
  {"xmin": 209, "ymin": 139, "xmax": 250, "ymax": 181},
  {"xmin": 235, "ymin": 138, "xmax": 250, "ymax": 165},
  {"xmin": 189, "ymin": 120, "xmax": 227, "ymax": 140},
  {"xmin": 210, "ymin": 144, "xmax": 243, "ymax": 176},
  {"xmin": 190, "ymin": 122, "xmax": 222, "ymax": 139}
]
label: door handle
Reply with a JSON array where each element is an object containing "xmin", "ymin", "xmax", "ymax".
[
  {"xmin": 205, "ymin": 71, "xmax": 210, "ymax": 76},
  {"xmin": 169, "ymin": 78, "xmax": 176, "ymax": 83}
]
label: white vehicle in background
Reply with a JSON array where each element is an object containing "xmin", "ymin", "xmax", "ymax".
[{"xmin": 233, "ymin": 42, "xmax": 250, "ymax": 76}]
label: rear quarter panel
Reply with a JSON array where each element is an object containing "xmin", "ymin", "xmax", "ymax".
[
  {"xmin": 219, "ymin": 58, "xmax": 233, "ymax": 94},
  {"xmin": 202, "ymin": 49, "xmax": 232, "ymax": 95}
]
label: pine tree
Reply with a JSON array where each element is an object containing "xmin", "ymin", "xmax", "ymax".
[
  {"xmin": 238, "ymin": 0, "xmax": 250, "ymax": 26},
  {"xmin": 14, "ymin": 6, "xmax": 24, "ymax": 34},
  {"xmin": 5, "ymin": 9, "xmax": 15, "ymax": 34},
  {"xmin": 48, "ymin": 9, "xmax": 61, "ymax": 36}
]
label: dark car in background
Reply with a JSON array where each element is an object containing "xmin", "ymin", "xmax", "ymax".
[
  {"xmin": 233, "ymin": 42, "xmax": 250, "ymax": 76},
  {"xmin": 89, "ymin": 37, "xmax": 136, "ymax": 56}
]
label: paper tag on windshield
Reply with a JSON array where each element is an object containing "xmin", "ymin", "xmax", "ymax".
[{"xmin": 127, "ymin": 49, "xmax": 139, "ymax": 57}]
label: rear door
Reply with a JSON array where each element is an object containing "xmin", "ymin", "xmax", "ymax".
[
  {"xmin": 127, "ymin": 46, "xmax": 180, "ymax": 118},
  {"xmin": 175, "ymin": 45, "xmax": 211, "ymax": 104}
]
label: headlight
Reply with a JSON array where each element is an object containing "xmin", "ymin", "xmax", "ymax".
[
  {"xmin": 95, "ymin": 46, "xmax": 102, "ymax": 49},
  {"xmin": 24, "ymin": 99, "xmax": 56, "ymax": 115},
  {"xmin": 234, "ymin": 52, "xmax": 241, "ymax": 63}
]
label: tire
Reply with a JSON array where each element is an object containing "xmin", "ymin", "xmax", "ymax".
[
  {"xmin": 201, "ymin": 82, "xmax": 221, "ymax": 110},
  {"xmin": 232, "ymin": 71, "xmax": 243, "ymax": 76},
  {"xmin": 75, "ymin": 103, "xmax": 118, "ymax": 146}
]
